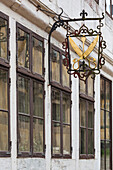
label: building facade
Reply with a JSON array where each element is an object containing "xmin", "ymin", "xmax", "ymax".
[{"xmin": 0, "ymin": 0, "xmax": 113, "ymax": 170}]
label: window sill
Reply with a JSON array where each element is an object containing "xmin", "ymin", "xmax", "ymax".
[
  {"xmin": 52, "ymin": 154, "xmax": 71, "ymax": 159},
  {"xmin": 0, "ymin": 151, "xmax": 11, "ymax": 157},
  {"xmin": 17, "ymin": 152, "xmax": 45, "ymax": 158},
  {"xmin": 79, "ymin": 154, "xmax": 95, "ymax": 159}
]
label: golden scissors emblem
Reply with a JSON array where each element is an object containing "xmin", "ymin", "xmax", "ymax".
[{"xmin": 69, "ymin": 35, "xmax": 99, "ymax": 70}]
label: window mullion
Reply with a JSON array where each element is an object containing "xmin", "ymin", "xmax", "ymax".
[
  {"xmin": 60, "ymin": 91, "xmax": 63, "ymax": 156},
  {"xmin": 30, "ymin": 32, "xmax": 32, "ymax": 72},
  {"xmin": 30, "ymin": 79, "xmax": 33, "ymax": 156}
]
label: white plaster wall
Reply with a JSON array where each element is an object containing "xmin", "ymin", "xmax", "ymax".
[
  {"xmin": 0, "ymin": 0, "xmax": 113, "ymax": 170},
  {"xmin": 17, "ymin": 158, "xmax": 46, "ymax": 170}
]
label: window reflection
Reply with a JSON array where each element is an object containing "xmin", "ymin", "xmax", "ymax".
[
  {"xmin": 62, "ymin": 55, "xmax": 69, "ymax": 87},
  {"xmin": 106, "ymin": 112, "xmax": 110, "ymax": 140},
  {"xmin": 80, "ymin": 99, "xmax": 86, "ymax": 127},
  {"xmin": 53, "ymin": 122, "xmax": 61, "ymax": 154},
  {"xmin": 18, "ymin": 115, "xmax": 30, "ymax": 152},
  {"xmin": 0, "ymin": 17, "xmax": 7, "ymax": 60},
  {"xmin": 52, "ymin": 89, "xmax": 60, "ymax": 121},
  {"xmin": 33, "ymin": 82, "xmax": 43, "ymax": 117},
  {"xmin": 80, "ymin": 78, "xmax": 86, "ymax": 94},
  {"xmin": 63, "ymin": 125, "xmax": 70, "ymax": 154},
  {"xmin": 101, "ymin": 110, "xmax": 105, "ymax": 140},
  {"xmin": 63, "ymin": 93, "xmax": 70, "ymax": 124},
  {"xmin": 88, "ymin": 75, "xmax": 93, "ymax": 97},
  {"xmin": 32, "ymin": 37, "xmax": 43, "ymax": 75},
  {"xmin": 17, "ymin": 28, "xmax": 30, "ymax": 69},
  {"xmin": 51, "ymin": 49, "xmax": 60, "ymax": 83},
  {"xmin": 88, "ymin": 103, "xmax": 94, "ymax": 128},
  {"xmin": 18, "ymin": 76, "xmax": 30, "ymax": 115},
  {"xmin": 80, "ymin": 128, "xmax": 86, "ymax": 154},
  {"xmin": 106, "ymin": 81, "xmax": 110, "ymax": 111},
  {"xmin": 0, "ymin": 69, "xmax": 8, "ymax": 110},
  {"xmin": 33, "ymin": 119, "xmax": 43, "ymax": 153},
  {"xmin": 0, "ymin": 111, "xmax": 8, "ymax": 151},
  {"xmin": 88, "ymin": 130, "xmax": 94, "ymax": 154}
]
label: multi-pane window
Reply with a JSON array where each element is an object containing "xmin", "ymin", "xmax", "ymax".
[
  {"xmin": 106, "ymin": 0, "xmax": 113, "ymax": 17},
  {"xmin": 0, "ymin": 12, "xmax": 10, "ymax": 156},
  {"xmin": 17, "ymin": 23, "xmax": 45, "ymax": 157},
  {"xmin": 50, "ymin": 46, "xmax": 71, "ymax": 158},
  {"xmin": 100, "ymin": 76, "xmax": 112, "ymax": 170},
  {"xmin": 79, "ymin": 76, "xmax": 94, "ymax": 158}
]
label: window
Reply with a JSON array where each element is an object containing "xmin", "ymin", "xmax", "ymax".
[
  {"xmin": 17, "ymin": 23, "xmax": 45, "ymax": 157},
  {"xmin": 79, "ymin": 76, "xmax": 94, "ymax": 159},
  {"xmin": 50, "ymin": 46, "xmax": 71, "ymax": 158},
  {"xmin": 100, "ymin": 76, "xmax": 112, "ymax": 170},
  {"xmin": 0, "ymin": 12, "xmax": 10, "ymax": 156},
  {"xmin": 106, "ymin": 0, "xmax": 113, "ymax": 17}
]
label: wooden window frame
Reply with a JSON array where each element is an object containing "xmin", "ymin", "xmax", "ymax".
[
  {"xmin": 0, "ymin": 11, "xmax": 10, "ymax": 157},
  {"xmin": 100, "ymin": 75, "xmax": 112, "ymax": 170},
  {"xmin": 50, "ymin": 45, "xmax": 72, "ymax": 158},
  {"xmin": 79, "ymin": 78, "xmax": 95, "ymax": 159},
  {"xmin": 16, "ymin": 23, "xmax": 45, "ymax": 158}
]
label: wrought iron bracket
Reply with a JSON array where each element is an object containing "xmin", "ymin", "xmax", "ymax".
[{"xmin": 37, "ymin": 7, "xmax": 106, "ymax": 82}]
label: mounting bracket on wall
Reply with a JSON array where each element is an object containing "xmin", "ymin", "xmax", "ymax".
[{"xmin": 37, "ymin": 6, "xmax": 106, "ymax": 82}]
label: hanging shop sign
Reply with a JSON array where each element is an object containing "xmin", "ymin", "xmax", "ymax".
[{"xmin": 37, "ymin": 6, "xmax": 106, "ymax": 82}]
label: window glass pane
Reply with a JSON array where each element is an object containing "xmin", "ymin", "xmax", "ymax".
[
  {"xmin": 101, "ymin": 110, "xmax": 105, "ymax": 140},
  {"xmin": 106, "ymin": 81, "xmax": 110, "ymax": 111},
  {"xmin": 32, "ymin": 37, "xmax": 43, "ymax": 75},
  {"xmin": 106, "ymin": 141, "xmax": 111, "ymax": 170},
  {"xmin": 0, "ymin": 17, "xmax": 7, "ymax": 60},
  {"xmin": 101, "ymin": 141, "xmax": 105, "ymax": 170},
  {"xmin": 18, "ymin": 76, "xmax": 30, "ymax": 115},
  {"xmin": 18, "ymin": 115, "xmax": 30, "ymax": 152},
  {"xmin": 52, "ymin": 89, "xmax": 60, "ymax": 121},
  {"xmin": 0, "ymin": 69, "xmax": 8, "ymax": 110},
  {"xmin": 106, "ymin": 0, "xmax": 111, "ymax": 14},
  {"xmin": 33, "ymin": 118, "xmax": 43, "ymax": 153},
  {"xmin": 33, "ymin": 82, "xmax": 43, "ymax": 117},
  {"xmin": 80, "ymin": 99, "xmax": 86, "ymax": 127},
  {"xmin": 17, "ymin": 28, "xmax": 30, "ymax": 69},
  {"xmin": 88, "ymin": 75, "xmax": 93, "ymax": 97},
  {"xmin": 88, "ymin": 102, "xmax": 94, "ymax": 128},
  {"xmin": 62, "ymin": 55, "xmax": 70, "ymax": 87},
  {"xmin": 63, "ymin": 125, "xmax": 70, "ymax": 155},
  {"xmin": 80, "ymin": 79, "xmax": 86, "ymax": 94},
  {"xmin": 51, "ymin": 49, "xmax": 60, "ymax": 83},
  {"xmin": 0, "ymin": 111, "xmax": 8, "ymax": 151},
  {"xmin": 106, "ymin": 111, "xmax": 110, "ymax": 140},
  {"xmin": 62, "ymin": 93, "xmax": 70, "ymax": 124},
  {"xmin": 52, "ymin": 122, "xmax": 61, "ymax": 154},
  {"xmin": 100, "ymin": 78, "xmax": 105, "ymax": 109},
  {"xmin": 80, "ymin": 128, "xmax": 86, "ymax": 154},
  {"xmin": 88, "ymin": 130, "xmax": 94, "ymax": 154}
]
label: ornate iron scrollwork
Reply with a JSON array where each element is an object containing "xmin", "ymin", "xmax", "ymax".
[{"xmin": 47, "ymin": 8, "xmax": 106, "ymax": 82}]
